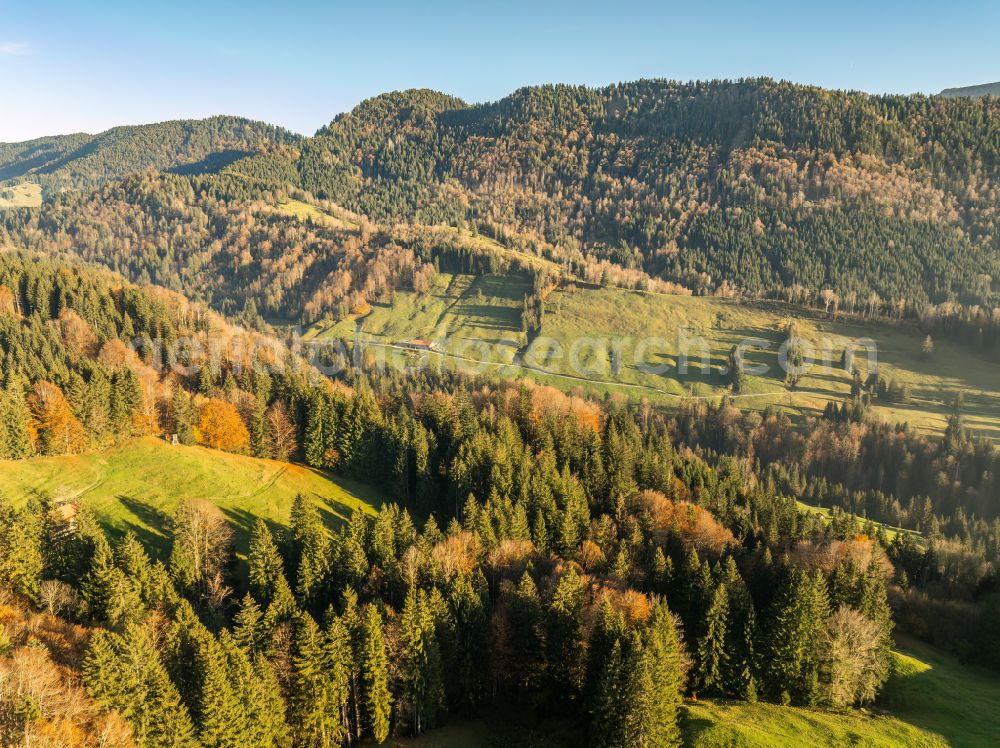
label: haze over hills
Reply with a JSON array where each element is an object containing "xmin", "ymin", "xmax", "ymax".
[{"xmin": 939, "ymin": 81, "xmax": 1000, "ymax": 98}]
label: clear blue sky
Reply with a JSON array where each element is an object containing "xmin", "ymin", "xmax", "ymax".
[{"xmin": 1, "ymin": 0, "xmax": 997, "ymax": 141}]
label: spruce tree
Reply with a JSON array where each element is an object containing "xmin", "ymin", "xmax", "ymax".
[
  {"xmin": 291, "ymin": 613, "xmax": 349, "ymax": 747},
  {"xmin": 323, "ymin": 615, "xmax": 355, "ymax": 744},
  {"xmin": 643, "ymin": 601, "xmax": 684, "ymax": 747},
  {"xmin": 253, "ymin": 651, "xmax": 291, "ymax": 748},
  {"xmin": 360, "ymin": 605, "xmax": 392, "ymax": 743},
  {"xmin": 546, "ymin": 566, "xmax": 587, "ymax": 703},
  {"xmin": 858, "ymin": 559, "xmax": 894, "ymax": 681},
  {"xmin": 445, "ymin": 572, "xmax": 488, "ymax": 711},
  {"xmin": 765, "ymin": 569, "xmax": 830, "ymax": 705},
  {"xmin": 289, "ymin": 495, "xmax": 332, "ymax": 609},
  {"xmin": 734, "ymin": 604, "xmax": 759, "ymax": 702},
  {"xmin": 193, "ymin": 630, "xmax": 243, "ymax": 748},
  {"xmin": 508, "ymin": 572, "xmax": 547, "ymax": 695},
  {"xmin": 695, "ymin": 584, "xmax": 730, "ymax": 695},
  {"xmin": 0, "ymin": 499, "xmax": 44, "ymax": 602},
  {"xmin": 590, "ymin": 637, "xmax": 627, "ymax": 748},
  {"xmin": 249, "ymin": 394, "xmax": 268, "ymax": 458},
  {"xmin": 248, "ymin": 518, "xmax": 294, "ymax": 611},
  {"xmin": 115, "ymin": 531, "xmax": 153, "ymax": 603},
  {"xmin": 170, "ymin": 387, "xmax": 196, "ymax": 445},
  {"xmin": 400, "ymin": 586, "xmax": 445, "ymax": 734},
  {"xmin": 110, "ymin": 367, "xmax": 143, "ymax": 431},
  {"xmin": 81, "ymin": 533, "xmax": 142, "ymax": 628},
  {"xmin": 0, "ymin": 383, "xmax": 31, "ymax": 458},
  {"xmin": 233, "ymin": 593, "xmax": 265, "ymax": 653},
  {"xmin": 84, "ymin": 622, "xmax": 197, "ymax": 747},
  {"xmin": 303, "ymin": 394, "xmax": 326, "ymax": 468}
]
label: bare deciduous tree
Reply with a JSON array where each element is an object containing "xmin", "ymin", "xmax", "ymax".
[
  {"xmin": 38, "ymin": 580, "xmax": 76, "ymax": 617},
  {"xmin": 819, "ymin": 607, "xmax": 889, "ymax": 707},
  {"xmin": 266, "ymin": 401, "xmax": 297, "ymax": 461},
  {"xmin": 169, "ymin": 500, "xmax": 234, "ymax": 601}
]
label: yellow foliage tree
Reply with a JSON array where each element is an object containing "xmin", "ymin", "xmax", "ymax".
[
  {"xmin": 27, "ymin": 381, "xmax": 87, "ymax": 455},
  {"xmin": 197, "ymin": 398, "xmax": 250, "ymax": 453}
]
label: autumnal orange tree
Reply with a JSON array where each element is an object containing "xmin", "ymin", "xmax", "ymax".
[
  {"xmin": 27, "ymin": 381, "xmax": 87, "ymax": 455},
  {"xmin": 196, "ymin": 398, "xmax": 250, "ymax": 453}
]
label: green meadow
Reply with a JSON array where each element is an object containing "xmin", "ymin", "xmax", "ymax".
[
  {"xmin": 310, "ymin": 272, "xmax": 533, "ymax": 366},
  {"xmin": 877, "ymin": 637, "xmax": 1000, "ymax": 748},
  {"xmin": 0, "ymin": 437, "xmax": 382, "ymax": 559},
  {"xmin": 528, "ymin": 285, "xmax": 1000, "ymax": 439},
  {"xmin": 0, "ymin": 181, "xmax": 42, "ymax": 208},
  {"xmin": 311, "ymin": 275, "xmax": 1000, "ymax": 441},
  {"xmin": 276, "ymin": 198, "xmax": 360, "ymax": 230},
  {"xmin": 683, "ymin": 636, "xmax": 1000, "ymax": 748}
]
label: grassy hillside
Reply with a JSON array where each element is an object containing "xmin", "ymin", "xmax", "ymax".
[
  {"xmin": 530, "ymin": 285, "xmax": 1000, "ymax": 438},
  {"xmin": 0, "ymin": 181, "xmax": 42, "ymax": 208},
  {"xmin": 310, "ymin": 272, "xmax": 533, "ymax": 366},
  {"xmin": 682, "ymin": 700, "xmax": 943, "ymax": 747},
  {"xmin": 312, "ymin": 276, "xmax": 1000, "ymax": 441},
  {"xmin": 0, "ymin": 437, "xmax": 381, "ymax": 558},
  {"xmin": 683, "ymin": 638, "xmax": 1000, "ymax": 747},
  {"xmin": 276, "ymin": 198, "xmax": 360, "ymax": 230},
  {"xmin": 878, "ymin": 637, "xmax": 1000, "ymax": 748}
]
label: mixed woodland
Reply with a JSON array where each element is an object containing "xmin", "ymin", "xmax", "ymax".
[{"xmin": 0, "ymin": 79, "xmax": 999, "ymax": 746}]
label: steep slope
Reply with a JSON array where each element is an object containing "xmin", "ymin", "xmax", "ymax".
[
  {"xmin": 290, "ymin": 79, "xmax": 999, "ymax": 307},
  {"xmin": 3, "ymin": 79, "xmax": 998, "ymax": 337},
  {"xmin": 1, "ymin": 171, "xmax": 554, "ymax": 328},
  {"xmin": 0, "ymin": 436, "xmax": 381, "ymax": 557},
  {"xmin": 0, "ymin": 115, "xmax": 300, "ymax": 192}
]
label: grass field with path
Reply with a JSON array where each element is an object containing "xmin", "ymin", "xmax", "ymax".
[
  {"xmin": 309, "ymin": 274, "xmax": 1000, "ymax": 441},
  {"xmin": 310, "ymin": 272, "xmax": 533, "ymax": 367},
  {"xmin": 528, "ymin": 285, "xmax": 1000, "ymax": 439}
]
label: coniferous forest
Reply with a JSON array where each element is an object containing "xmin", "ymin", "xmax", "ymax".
[{"xmin": 0, "ymin": 73, "xmax": 998, "ymax": 747}]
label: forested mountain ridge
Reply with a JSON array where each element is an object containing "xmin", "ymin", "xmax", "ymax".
[
  {"xmin": 0, "ymin": 172, "xmax": 529, "ymax": 327},
  {"xmin": 284, "ymin": 78, "xmax": 999, "ymax": 307},
  {"xmin": 940, "ymin": 81, "xmax": 1000, "ymax": 98},
  {"xmin": 3, "ymin": 79, "xmax": 998, "ymax": 317},
  {"xmin": 0, "ymin": 115, "xmax": 300, "ymax": 193},
  {"xmin": 2, "ymin": 87, "xmax": 1000, "ymax": 742}
]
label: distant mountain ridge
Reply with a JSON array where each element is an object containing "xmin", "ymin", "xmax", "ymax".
[
  {"xmin": 939, "ymin": 81, "xmax": 1000, "ymax": 97},
  {"xmin": 282, "ymin": 78, "xmax": 999, "ymax": 306},
  {"xmin": 0, "ymin": 115, "xmax": 300, "ymax": 192},
  {"xmin": 3, "ymin": 78, "xmax": 998, "ymax": 310}
]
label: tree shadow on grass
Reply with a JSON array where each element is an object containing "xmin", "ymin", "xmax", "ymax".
[
  {"xmin": 680, "ymin": 710, "xmax": 716, "ymax": 744},
  {"xmin": 219, "ymin": 495, "xmax": 365, "ymax": 553},
  {"xmin": 114, "ymin": 495, "xmax": 172, "ymax": 560},
  {"xmin": 218, "ymin": 506, "xmax": 285, "ymax": 588},
  {"xmin": 879, "ymin": 638, "xmax": 1000, "ymax": 747},
  {"xmin": 220, "ymin": 496, "xmax": 368, "ymax": 589}
]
